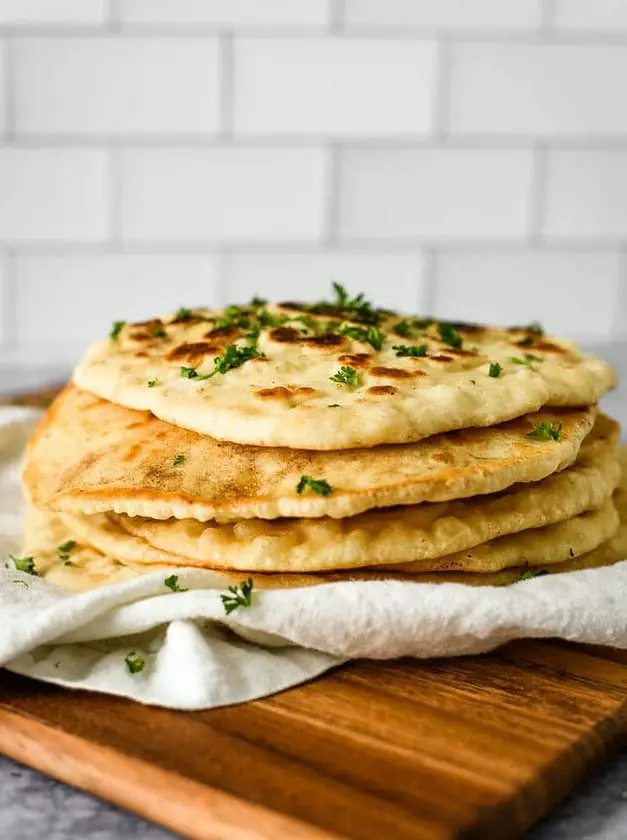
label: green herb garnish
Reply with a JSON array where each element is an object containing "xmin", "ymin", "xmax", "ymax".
[
  {"xmin": 7, "ymin": 555, "xmax": 37, "ymax": 575},
  {"xmin": 510, "ymin": 353, "xmax": 542, "ymax": 369},
  {"xmin": 308, "ymin": 282, "xmax": 381, "ymax": 326},
  {"xmin": 180, "ymin": 366, "xmax": 207, "ymax": 380},
  {"xmin": 518, "ymin": 569, "xmax": 550, "ymax": 581},
  {"xmin": 109, "ymin": 320, "xmax": 125, "ymax": 340},
  {"xmin": 526, "ymin": 421, "xmax": 562, "ymax": 442},
  {"xmin": 528, "ymin": 321, "xmax": 544, "ymax": 336},
  {"xmin": 339, "ymin": 325, "xmax": 385, "ymax": 351},
  {"xmin": 221, "ymin": 578, "xmax": 254, "ymax": 615},
  {"xmin": 211, "ymin": 344, "xmax": 262, "ymax": 375},
  {"xmin": 393, "ymin": 344, "xmax": 427, "ymax": 358},
  {"xmin": 173, "ymin": 307, "xmax": 193, "ymax": 322},
  {"xmin": 214, "ymin": 305, "xmax": 252, "ymax": 330},
  {"xmin": 172, "ymin": 454, "xmax": 185, "ymax": 466},
  {"xmin": 152, "ymin": 326, "xmax": 167, "ymax": 339},
  {"xmin": 330, "ymin": 366, "xmax": 359, "ymax": 387},
  {"xmin": 250, "ymin": 296, "xmax": 267, "ymax": 307},
  {"xmin": 437, "ymin": 322, "xmax": 463, "ymax": 349},
  {"xmin": 147, "ymin": 378, "xmax": 160, "ymax": 388},
  {"xmin": 393, "ymin": 318, "xmax": 433, "ymax": 338},
  {"xmin": 164, "ymin": 574, "xmax": 188, "ymax": 593},
  {"xmin": 125, "ymin": 652, "xmax": 145, "ymax": 674},
  {"xmin": 488, "ymin": 362, "xmax": 502, "ymax": 378},
  {"xmin": 296, "ymin": 476, "xmax": 332, "ymax": 496},
  {"xmin": 58, "ymin": 540, "xmax": 76, "ymax": 564}
]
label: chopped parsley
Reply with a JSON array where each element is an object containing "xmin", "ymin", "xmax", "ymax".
[
  {"xmin": 214, "ymin": 304, "xmax": 252, "ymax": 330},
  {"xmin": 6, "ymin": 555, "xmax": 37, "ymax": 576},
  {"xmin": 437, "ymin": 322, "xmax": 463, "ymax": 349},
  {"xmin": 308, "ymin": 282, "xmax": 381, "ymax": 326},
  {"xmin": 147, "ymin": 378, "xmax": 160, "ymax": 388},
  {"xmin": 330, "ymin": 366, "xmax": 359, "ymax": 387},
  {"xmin": 393, "ymin": 344, "xmax": 427, "ymax": 358},
  {"xmin": 518, "ymin": 569, "xmax": 550, "ymax": 581},
  {"xmin": 58, "ymin": 540, "xmax": 76, "ymax": 564},
  {"xmin": 164, "ymin": 574, "xmax": 187, "ymax": 593},
  {"xmin": 250, "ymin": 296, "xmax": 267, "ymax": 307},
  {"xmin": 526, "ymin": 421, "xmax": 562, "ymax": 442},
  {"xmin": 109, "ymin": 320, "xmax": 125, "ymax": 341},
  {"xmin": 180, "ymin": 366, "xmax": 207, "ymax": 380},
  {"xmin": 528, "ymin": 321, "xmax": 544, "ymax": 336},
  {"xmin": 510, "ymin": 353, "xmax": 542, "ymax": 369},
  {"xmin": 211, "ymin": 344, "xmax": 262, "ymax": 375},
  {"xmin": 518, "ymin": 336, "xmax": 535, "ymax": 348},
  {"xmin": 172, "ymin": 454, "xmax": 185, "ymax": 466},
  {"xmin": 339, "ymin": 325, "xmax": 385, "ymax": 351},
  {"xmin": 125, "ymin": 652, "xmax": 145, "ymax": 674},
  {"xmin": 173, "ymin": 307, "xmax": 193, "ymax": 322},
  {"xmin": 152, "ymin": 326, "xmax": 167, "ymax": 339},
  {"xmin": 488, "ymin": 362, "xmax": 502, "ymax": 378},
  {"xmin": 296, "ymin": 475, "xmax": 332, "ymax": 496},
  {"xmin": 221, "ymin": 577, "xmax": 254, "ymax": 615},
  {"xmin": 393, "ymin": 318, "xmax": 433, "ymax": 338}
]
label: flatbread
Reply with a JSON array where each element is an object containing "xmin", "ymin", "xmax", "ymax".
[
  {"xmin": 24, "ymin": 385, "xmax": 599, "ymax": 522},
  {"xmin": 24, "ymin": 448, "xmax": 627, "ymax": 593},
  {"xmin": 24, "ymin": 496, "xmax": 622, "ymax": 593},
  {"xmin": 87, "ymin": 428, "xmax": 619, "ymax": 572},
  {"xmin": 73, "ymin": 296, "xmax": 615, "ymax": 449}
]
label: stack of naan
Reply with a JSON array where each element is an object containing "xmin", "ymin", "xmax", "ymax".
[{"xmin": 20, "ymin": 285, "xmax": 626, "ymax": 593}]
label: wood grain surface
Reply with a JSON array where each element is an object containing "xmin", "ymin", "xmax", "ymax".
[
  {"xmin": 2, "ymin": 387, "xmax": 627, "ymax": 839},
  {"xmin": 2, "ymin": 641, "xmax": 627, "ymax": 840}
]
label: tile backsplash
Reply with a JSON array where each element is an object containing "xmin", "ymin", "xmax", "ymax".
[{"xmin": 1, "ymin": 0, "xmax": 626, "ymax": 366}]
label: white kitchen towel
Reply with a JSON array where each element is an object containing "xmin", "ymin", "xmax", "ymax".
[{"xmin": 2, "ymin": 405, "xmax": 627, "ymax": 710}]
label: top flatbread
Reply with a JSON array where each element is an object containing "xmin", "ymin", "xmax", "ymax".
[
  {"xmin": 73, "ymin": 290, "xmax": 615, "ymax": 449},
  {"xmin": 24, "ymin": 386, "xmax": 598, "ymax": 522}
]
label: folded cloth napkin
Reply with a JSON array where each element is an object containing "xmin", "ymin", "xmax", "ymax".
[{"xmin": 2, "ymin": 406, "xmax": 627, "ymax": 710}]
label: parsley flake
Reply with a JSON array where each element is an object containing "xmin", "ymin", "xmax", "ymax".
[
  {"xmin": 173, "ymin": 307, "xmax": 193, "ymax": 322},
  {"xmin": 172, "ymin": 454, "xmax": 185, "ymax": 466},
  {"xmin": 180, "ymin": 366, "xmax": 210, "ymax": 380},
  {"xmin": 526, "ymin": 421, "xmax": 562, "ymax": 442},
  {"xmin": 164, "ymin": 574, "xmax": 187, "ymax": 593},
  {"xmin": 109, "ymin": 320, "xmax": 125, "ymax": 341},
  {"xmin": 510, "ymin": 353, "xmax": 542, "ymax": 369},
  {"xmin": 308, "ymin": 282, "xmax": 381, "ymax": 326},
  {"xmin": 147, "ymin": 378, "xmax": 160, "ymax": 388},
  {"xmin": 58, "ymin": 540, "xmax": 76, "ymax": 564},
  {"xmin": 221, "ymin": 577, "xmax": 254, "ymax": 615},
  {"xmin": 393, "ymin": 344, "xmax": 427, "ymax": 358},
  {"xmin": 488, "ymin": 362, "xmax": 502, "ymax": 378},
  {"xmin": 152, "ymin": 326, "xmax": 167, "ymax": 339},
  {"xmin": 125, "ymin": 652, "xmax": 145, "ymax": 674},
  {"xmin": 330, "ymin": 366, "xmax": 359, "ymax": 387},
  {"xmin": 339, "ymin": 325, "xmax": 386, "ymax": 351},
  {"xmin": 518, "ymin": 569, "xmax": 550, "ymax": 581},
  {"xmin": 437, "ymin": 323, "xmax": 463, "ymax": 349},
  {"xmin": 7, "ymin": 555, "xmax": 37, "ymax": 576},
  {"xmin": 393, "ymin": 319, "xmax": 433, "ymax": 338},
  {"xmin": 296, "ymin": 476, "xmax": 332, "ymax": 496},
  {"xmin": 250, "ymin": 296, "xmax": 267, "ymax": 307},
  {"xmin": 211, "ymin": 344, "xmax": 262, "ymax": 376}
]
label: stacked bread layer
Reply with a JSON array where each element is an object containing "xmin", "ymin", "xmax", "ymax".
[{"xmin": 21, "ymin": 299, "xmax": 622, "ymax": 592}]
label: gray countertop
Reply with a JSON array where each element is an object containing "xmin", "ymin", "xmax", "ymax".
[{"xmin": 1, "ymin": 345, "xmax": 626, "ymax": 840}]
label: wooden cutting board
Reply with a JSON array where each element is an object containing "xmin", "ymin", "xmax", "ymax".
[
  {"xmin": 2, "ymin": 640, "xmax": 627, "ymax": 840},
  {"xmin": 2, "ymin": 387, "xmax": 627, "ymax": 839}
]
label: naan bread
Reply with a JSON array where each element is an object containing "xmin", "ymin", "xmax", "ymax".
[
  {"xmin": 25, "ymin": 496, "xmax": 621, "ymax": 592},
  {"xmin": 25, "ymin": 386, "xmax": 598, "ymax": 522},
  {"xmin": 66, "ymin": 425, "xmax": 617, "ymax": 573},
  {"xmin": 24, "ymin": 449, "xmax": 627, "ymax": 593},
  {"xmin": 73, "ymin": 294, "xmax": 615, "ymax": 449}
]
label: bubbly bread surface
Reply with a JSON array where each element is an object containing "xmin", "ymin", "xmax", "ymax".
[
  {"xmin": 72, "ymin": 293, "xmax": 615, "ymax": 449},
  {"xmin": 24, "ymin": 385, "xmax": 599, "ymax": 522}
]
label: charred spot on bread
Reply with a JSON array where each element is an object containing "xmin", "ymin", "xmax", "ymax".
[{"xmin": 367, "ymin": 385, "xmax": 399, "ymax": 395}]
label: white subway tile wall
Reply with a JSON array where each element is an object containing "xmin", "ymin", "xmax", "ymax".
[{"xmin": 0, "ymin": 0, "xmax": 625, "ymax": 364}]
